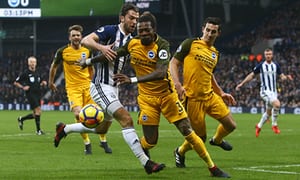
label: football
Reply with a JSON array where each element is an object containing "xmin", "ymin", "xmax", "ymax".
[{"xmin": 79, "ymin": 104, "xmax": 104, "ymax": 128}]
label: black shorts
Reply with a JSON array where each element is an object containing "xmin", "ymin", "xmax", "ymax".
[{"xmin": 26, "ymin": 93, "xmax": 41, "ymax": 110}]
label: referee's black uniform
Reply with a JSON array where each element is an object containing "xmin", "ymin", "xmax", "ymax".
[
  {"xmin": 15, "ymin": 64, "xmax": 46, "ymax": 135},
  {"xmin": 15, "ymin": 69, "xmax": 43, "ymax": 109}
]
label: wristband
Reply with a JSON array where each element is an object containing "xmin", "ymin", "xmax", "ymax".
[
  {"xmin": 130, "ymin": 77, "xmax": 138, "ymax": 83},
  {"xmin": 86, "ymin": 58, "xmax": 92, "ymax": 65}
]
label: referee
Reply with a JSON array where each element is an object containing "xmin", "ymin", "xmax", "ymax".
[{"xmin": 14, "ymin": 56, "xmax": 47, "ymax": 135}]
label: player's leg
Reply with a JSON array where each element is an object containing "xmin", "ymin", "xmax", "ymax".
[
  {"xmin": 91, "ymin": 82, "xmax": 165, "ymax": 174},
  {"xmin": 30, "ymin": 95, "xmax": 44, "ymax": 135},
  {"xmin": 271, "ymin": 96, "xmax": 281, "ymax": 134},
  {"xmin": 208, "ymin": 94, "xmax": 236, "ymax": 151},
  {"xmin": 137, "ymin": 95, "xmax": 161, "ymax": 158},
  {"xmin": 84, "ymin": 86, "xmax": 112, "ymax": 153},
  {"xmin": 174, "ymin": 118, "xmax": 230, "ymax": 177}
]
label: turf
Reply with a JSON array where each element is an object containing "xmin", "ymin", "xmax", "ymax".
[{"xmin": 1, "ymin": 110, "xmax": 299, "ymax": 179}]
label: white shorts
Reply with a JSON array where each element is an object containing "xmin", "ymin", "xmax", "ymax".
[
  {"xmin": 260, "ymin": 90, "xmax": 278, "ymax": 109},
  {"xmin": 90, "ymin": 82, "xmax": 123, "ymax": 121}
]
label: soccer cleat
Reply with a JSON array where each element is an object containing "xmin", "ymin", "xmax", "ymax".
[
  {"xmin": 54, "ymin": 122, "xmax": 66, "ymax": 147},
  {"xmin": 209, "ymin": 166, "xmax": 231, "ymax": 178},
  {"xmin": 100, "ymin": 142, "xmax": 112, "ymax": 154},
  {"xmin": 209, "ymin": 138, "xmax": 233, "ymax": 151},
  {"xmin": 85, "ymin": 144, "xmax": 92, "ymax": 155},
  {"xmin": 36, "ymin": 130, "xmax": 45, "ymax": 135},
  {"xmin": 272, "ymin": 126, "xmax": 281, "ymax": 134},
  {"xmin": 143, "ymin": 148, "xmax": 151, "ymax": 158},
  {"xmin": 174, "ymin": 147, "xmax": 186, "ymax": 168},
  {"xmin": 17, "ymin": 116, "xmax": 23, "ymax": 130},
  {"xmin": 144, "ymin": 160, "xmax": 165, "ymax": 174},
  {"xmin": 255, "ymin": 124, "xmax": 261, "ymax": 137}
]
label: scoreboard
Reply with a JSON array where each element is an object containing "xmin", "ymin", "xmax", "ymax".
[{"xmin": 0, "ymin": 0, "xmax": 41, "ymax": 18}]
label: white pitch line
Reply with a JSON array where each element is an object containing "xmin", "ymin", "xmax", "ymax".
[{"xmin": 233, "ymin": 164, "xmax": 300, "ymax": 175}]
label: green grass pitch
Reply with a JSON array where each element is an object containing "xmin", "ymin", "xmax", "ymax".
[{"xmin": 0, "ymin": 110, "xmax": 299, "ymax": 179}]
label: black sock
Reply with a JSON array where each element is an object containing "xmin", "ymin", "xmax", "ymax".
[{"xmin": 35, "ymin": 115, "xmax": 41, "ymax": 131}]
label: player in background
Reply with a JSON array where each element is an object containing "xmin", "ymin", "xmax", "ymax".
[
  {"xmin": 80, "ymin": 11, "xmax": 230, "ymax": 178},
  {"xmin": 236, "ymin": 48, "xmax": 293, "ymax": 137},
  {"xmin": 169, "ymin": 17, "xmax": 237, "ymax": 168},
  {"xmin": 53, "ymin": 4, "xmax": 166, "ymax": 174},
  {"xmin": 14, "ymin": 56, "xmax": 47, "ymax": 135},
  {"xmin": 49, "ymin": 24, "xmax": 112, "ymax": 154}
]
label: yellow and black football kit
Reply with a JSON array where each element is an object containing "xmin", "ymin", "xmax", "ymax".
[
  {"xmin": 118, "ymin": 35, "xmax": 187, "ymax": 125},
  {"xmin": 53, "ymin": 44, "xmax": 95, "ymax": 109},
  {"xmin": 174, "ymin": 38, "xmax": 230, "ymax": 138}
]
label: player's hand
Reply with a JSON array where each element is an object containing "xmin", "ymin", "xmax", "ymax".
[
  {"xmin": 174, "ymin": 83, "xmax": 186, "ymax": 101},
  {"xmin": 49, "ymin": 83, "xmax": 57, "ymax": 92},
  {"xmin": 287, "ymin": 74, "xmax": 293, "ymax": 80},
  {"xmin": 221, "ymin": 93, "xmax": 237, "ymax": 106},
  {"xmin": 113, "ymin": 73, "xmax": 130, "ymax": 85},
  {"xmin": 75, "ymin": 58, "xmax": 88, "ymax": 69},
  {"xmin": 235, "ymin": 84, "xmax": 242, "ymax": 91},
  {"xmin": 100, "ymin": 43, "xmax": 117, "ymax": 61}
]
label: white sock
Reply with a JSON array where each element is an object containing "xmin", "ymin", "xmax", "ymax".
[
  {"xmin": 64, "ymin": 123, "xmax": 96, "ymax": 134},
  {"xmin": 258, "ymin": 112, "xmax": 269, "ymax": 128},
  {"xmin": 122, "ymin": 128, "xmax": 149, "ymax": 166},
  {"xmin": 272, "ymin": 108, "xmax": 279, "ymax": 126}
]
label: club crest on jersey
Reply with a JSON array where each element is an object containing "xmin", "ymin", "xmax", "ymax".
[
  {"xmin": 142, "ymin": 114, "xmax": 148, "ymax": 121},
  {"xmin": 148, "ymin": 50, "xmax": 155, "ymax": 59},
  {"xmin": 158, "ymin": 49, "xmax": 168, "ymax": 60},
  {"xmin": 97, "ymin": 27, "xmax": 105, "ymax": 33},
  {"xmin": 212, "ymin": 52, "xmax": 216, "ymax": 59},
  {"xmin": 81, "ymin": 53, "xmax": 87, "ymax": 59}
]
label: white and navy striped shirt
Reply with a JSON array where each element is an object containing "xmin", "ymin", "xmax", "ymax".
[
  {"xmin": 253, "ymin": 61, "xmax": 282, "ymax": 93},
  {"xmin": 92, "ymin": 24, "xmax": 133, "ymax": 86}
]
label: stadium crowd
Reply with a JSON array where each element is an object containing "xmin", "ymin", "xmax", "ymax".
[{"xmin": 0, "ymin": 1, "xmax": 299, "ymax": 109}]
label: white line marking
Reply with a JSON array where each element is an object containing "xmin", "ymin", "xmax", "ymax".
[{"xmin": 233, "ymin": 164, "xmax": 300, "ymax": 175}]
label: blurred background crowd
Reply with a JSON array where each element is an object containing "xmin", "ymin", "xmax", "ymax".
[{"xmin": 0, "ymin": 0, "xmax": 299, "ymax": 109}]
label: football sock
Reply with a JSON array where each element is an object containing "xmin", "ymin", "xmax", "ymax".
[
  {"xmin": 185, "ymin": 131, "xmax": 214, "ymax": 168},
  {"xmin": 22, "ymin": 113, "xmax": 34, "ymax": 121},
  {"xmin": 212, "ymin": 124, "xmax": 230, "ymax": 144},
  {"xmin": 34, "ymin": 115, "xmax": 41, "ymax": 131},
  {"xmin": 64, "ymin": 123, "xmax": 96, "ymax": 134},
  {"xmin": 81, "ymin": 133, "xmax": 91, "ymax": 145},
  {"xmin": 122, "ymin": 128, "xmax": 148, "ymax": 166},
  {"xmin": 179, "ymin": 140, "xmax": 193, "ymax": 155},
  {"xmin": 272, "ymin": 108, "xmax": 279, "ymax": 126},
  {"xmin": 99, "ymin": 134, "xmax": 107, "ymax": 142},
  {"xmin": 140, "ymin": 136, "xmax": 155, "ymax": 150},
  {"xmin": 258, "ymin": 112, "xmax": 269, "ymax": 128}
]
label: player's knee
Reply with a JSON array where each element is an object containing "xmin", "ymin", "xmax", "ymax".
[{"xmin": 141, "ymin": 136, "xmax": 156, "ymax": 149}]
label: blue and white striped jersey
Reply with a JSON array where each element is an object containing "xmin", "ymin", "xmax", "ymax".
[
  {"xmin": 253, "ymin": 61, "xmax": 282, "ymax": 93},
  {"xmin": 92, "ymin": 24, "xmax": 133, "ymax": 86}
]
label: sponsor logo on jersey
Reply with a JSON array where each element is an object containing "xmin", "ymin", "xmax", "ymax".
[
  {"xmin": 176, "ymin": 45, "xmax": 182, "ymax": 52},
  {"xmin": 158, "ymin": 49, "xmax": 168, "ymax": 60}
]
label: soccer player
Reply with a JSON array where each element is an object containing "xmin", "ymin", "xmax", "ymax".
[
  {"xmin": 80, "ymin": 11, "xmax": 230, "ymax": 178},
  {"xmin": 14, "ymin": 56, "xmax": 47, "ymax": 135},
  {"xmin": 169, "ymin": 17, "xmax": 237, "ymax": 167},
  {"xmin": 54, "ymin": 4, "xmax": 165, "ymax": 174},
  {"xmin": 236, "ymin": 47, "xmax": 293, "ymax": 137},
  {"xmin": 49, "ymin": 24, "xmax": 112, "ymax": 154}
]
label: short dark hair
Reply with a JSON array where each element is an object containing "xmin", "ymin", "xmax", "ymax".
[
  {"xmin": 203, "ymin": 17, "xmax": 222, "ymax": 32},
  {"xmin": 119, "ymin": 3, "xmax": 139, "ymax": 16},
  {"xmin": 138, "ymin": 11, "xmax": 157, "ymax": 31},
  {"xmin": 68, "ymin": 25, "xmax": 83, "ymax": 34}
]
